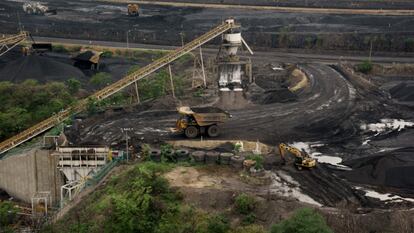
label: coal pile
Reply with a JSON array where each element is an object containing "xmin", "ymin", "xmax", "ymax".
[
  {"xmin": 0, "ymin": 54, "xmax": 84, "ymax": 83},
  {"xmin": 261, "ymin": 88, "xmax": 297, "ymax": 104},
  {"xmin": 338, "ymin": 147, "xmax": 414, "ymax": 192},
  {"xmin": 389, "ymin": 82, "xmax": 414, "ymax": 102}
]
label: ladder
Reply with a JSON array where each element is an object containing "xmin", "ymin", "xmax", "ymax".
[
  {"xmin": 0, "ymin": 20, "xmax": 238, "ymax": 155},
  {"xmin": 0, "ymin": 31, "xmax": 28, "ymax": 57}
]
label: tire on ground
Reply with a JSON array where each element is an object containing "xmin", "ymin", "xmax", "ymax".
[
  {"xmin": 185, "ymin": 126, "xmax": 199, "ymax": 138},
  {"xmin": 205, "ymin": 151, "xmax": 220, "ymax": 164},
  {"xmin": 191, "ymin": 151, "xmax": 206, "ymax": 164},
  {"xmin": 163, "ymin": 149, "xmax": 176, "ymax": 162},
  {"xmin": 207, "ymin": 125, "xmax": 220, "ymax": 137},
  {"xmin": 150, "ymin": 149, "xmax": 161, "ymax": 162},
  {"xmin": 230, "ymin": 155, "xmax": 245, "ymax": 169},
  {"xmin": 219, "ymin": 152, "xmax": 233, "ymax": 165},
  {"xmin": 175, "ymin": 149, "xmax": 189, "ymax": 162}
]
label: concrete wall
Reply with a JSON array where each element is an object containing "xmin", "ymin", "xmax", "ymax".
[{"xmin": 0, "ymin": 149, "xmax": 63, "ymax": 205}]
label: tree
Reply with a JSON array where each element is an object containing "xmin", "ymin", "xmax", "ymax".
[
  {"xmin": 0, "ymin": 201, "xmax": 18, "ymax": 227},
  {"xmin": 271, "ymin": 208, "xmax": 333, "ymax": 233},
  {"xmin": 235, "ymin": 193, "xmax": 256, "ymax": 215},
  {"xmin": 89, "ymin": 72, "xmax": 112, "ymax": 89},
  {"xmin": 66, "ymin": 78, "xmax": 81, "ymax": 94}
]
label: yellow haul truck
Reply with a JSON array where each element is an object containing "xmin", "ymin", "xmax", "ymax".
[{"xmin": 175, "ymin": 106, "xmax": 231, "ymax": 138}]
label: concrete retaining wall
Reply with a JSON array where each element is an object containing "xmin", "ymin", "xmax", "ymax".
[{"xmin": 0, "ymin": 149, "xmax": 63, "ymax": 205}]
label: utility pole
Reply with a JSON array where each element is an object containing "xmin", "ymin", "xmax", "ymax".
[
  {"xmin": 168, "ymin": 65, "xmax": 176, "ymax": 98},
  {"xmin": 369, "ymin": 39, "xmax": 373, "ymax": 63},
  {"xmin": 126, "ymin": 30, "xmax": 131, "ymax": 49},
  {"xmin": 134, "ymin": 81, "xmax": 140, "ymax": 104},
  {"xmin": 179, "ymin": 32, "xmax": 185, "ymax": 47},
  {"xmin": 199, "ymin": 46, "xmax": 206, "ymax": 87}
]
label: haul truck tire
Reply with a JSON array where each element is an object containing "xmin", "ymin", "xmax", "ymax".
[
  {"xmin": 185, "ymin": 126, "xmax": 199, "ymax": 138},
  {"xmin": 207, "ymin": 125, "xmax": 220, "ymax": 137}
]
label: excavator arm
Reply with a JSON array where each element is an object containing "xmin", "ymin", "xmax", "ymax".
[{"xmin": 278, "ymin": 143, "xmax": 317, "ymax": 169}]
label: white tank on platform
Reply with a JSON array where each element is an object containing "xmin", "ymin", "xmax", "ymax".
[{"xmin": 223, "ymin": 33, "xmax": 242, "ymax": 56}]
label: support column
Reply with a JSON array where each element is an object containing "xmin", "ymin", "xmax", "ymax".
[
  {"xmin": 134, "ymin": 81, "xmax": 140, "ymax": 104},
  {"xmin": 168, "ymin": 65, "xmax": 176, "ymax": 99},
  {"xmin": 199, "ymin": 46, "xmax": 206, "ymax": 88}
]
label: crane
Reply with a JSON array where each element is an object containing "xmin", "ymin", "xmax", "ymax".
[
  {"xmin": 0, "ymin": 31, "xmax": 29, "ymax": 57},
  {"xmin": 0, "ymin": 19, "xmax": 239, "ymax": 155},
  {"xmin": 278, "ymin": 143, "xmax": 317, "ymax": 170}
]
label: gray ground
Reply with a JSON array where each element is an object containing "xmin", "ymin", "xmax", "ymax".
[{"xmin": 1, "ymin": 0, "xmax": 414, "ymax": 52}]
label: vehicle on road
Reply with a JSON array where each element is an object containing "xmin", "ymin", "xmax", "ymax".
[
  {"xmin": 127, "ymin": 4, "xmax": 139, "ymax": 16},
  {"xmin": 23, "ymin": 2, "xmax": 57, "ymax": 15},
  {"xmin": 174, "ymin": 106, "xmax": 231, "ymax": 138}
]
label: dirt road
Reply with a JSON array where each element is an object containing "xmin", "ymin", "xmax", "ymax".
[{"xmin": 32, "ymin": 36, "xmax": 414, "ymax": 64}]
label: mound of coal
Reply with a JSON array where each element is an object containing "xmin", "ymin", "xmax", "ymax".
[
  {"xmin": 389, "ymin": 82, "xmax": 414, "ymax": 102},
  {"xmin": 262, "ymin": 88, "xmax": 297, "ymax": 104},
  {"xmin": 339, "ymin": 147, "xmax": 414, "ymax": 191},
  {"xmin": 192, "ymin": 107, "xmax": 227, "ymax": 114},
  {"xmin": 0, "ymin": 54, "xmax": 84, "ymax": 83}
]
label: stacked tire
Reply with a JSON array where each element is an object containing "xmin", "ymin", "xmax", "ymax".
[
  {"xmin": 230, "ymin": 155, "xmax": 245, "ymax": 169},
  {"xmin": 175, "ymin": 149, "xmax": 190, "ymax": 162},
  {"xmin": 149, "ymin": 149, "xmax": 162, "ymax": 162},
  {"xmin": 205, "ymin": 151, "xmax": 220, "ymax": 164},
  {"xmin": 219, "ymin": 153, "xmax": 233, "ymax": 165},
  {"xmin": 191, "ymin": 151, "xmax": 206, "ymax": 164}
]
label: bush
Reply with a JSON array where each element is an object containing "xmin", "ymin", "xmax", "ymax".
[
  {"xmin": 68, "ymin": 46, "xmax": 82, "ymax": 53},
  {"xmin": 246, "ymin": 154, "xmax": 264, "ymax": 170},
  {"xmin": 0, "ymin": 201, "xmax": 18, "ymax": 227},
  {"xmin": 101, "ymin": 50, "xmax": 113, "ymax": 58},
  {"xmin": 66, "ymin": 78, "xmax": 81, "ymax": 94},
  {"xmin": 89, "ymin": 72, "xmax": 112, "ymax": 89},
  {"xmin": 270, "ymin": 208, "xmax": 333, "ymax": 233},
  {"xmin": 356, "ymin": 60, "xmax": 373, "ymax": 74},
  {"xmin": 230, "ymin": 225, "xmax": 266, "ymax": 233},
  {"xmin": 52, "ymin": 44, "xmax": 68, "ymax": 53},
  {"xmin": 235, "ymin": 193, "xmax": 256, "ymax": 215},
  {"xmin": 207, "ymin": 214, "xmax": 230, "ymax": 233},
  {"xmin": 242, "ymin": 213, "xmax": 256, "ymax": 225}
]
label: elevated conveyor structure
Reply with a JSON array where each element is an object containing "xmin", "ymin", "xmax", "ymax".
[
  {"xmin": 0, "ymin": 31, "xmax": 28, "ymax": 57},
  {"xmin": 0, "ymin": 19, "xmax": 239, "ymax": 155}
]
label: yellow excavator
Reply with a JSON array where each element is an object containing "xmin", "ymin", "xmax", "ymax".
[{"xmin": 278, "ymin": 143, "xmax": 317, "ymax": 170}]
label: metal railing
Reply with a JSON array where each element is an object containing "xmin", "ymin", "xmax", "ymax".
[
  {"xmin": 0, "ymin": 21, "xmax": 238, "ymax": 155},
  {"xmin": 0, "ymin": 31, "xmax": 28, "ymax": 56}
]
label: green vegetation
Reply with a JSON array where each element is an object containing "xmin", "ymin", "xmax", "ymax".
[
  {"xmin": 66, "ymin": 78, "xmax": 81, "ymax": 95},
  {"xmin": 134, "ymin": 69, "xmax": 185, "ymax": 100},
  {"xmin": 235, "ymin": 193, "xmax": 256, "ymax": 215},
  {"xmin": 270, "ymin": 208, "xmax": 333, "ymax": 233},
  {"xmin": 206, "ymin": 214, "xmax": 230, "ymax": 233},
  {"xmin": 89, "ymin": 72, "xmax": 112, "ymax": 89},
  {"xmin": 246, "ymin": 154, "xmax": 264, "ymax": 170},
  {"xmin": 355, "ymin": 60, "xmax": 373, "ymax": 74},
  {"xmin": 100, "ymin": 50, "xmax": 113, "ymax": 58},
  {"xmin": 44, "ymin": 162, "xmax": 240, "ymax": 233},
  {"xmin": 67, "ymin": 46, "xmax": 82, "ymax": 53},
  {"xmin": 52, "ymin": 44, "xmax": 69, "ymax": 53},
  {"xmin": 0, "ymin": 201, "xmax": 18, "ymax": 231},
  {"xmin": 0, "ymin": 80, "xmax": 76, "ymax": 141},
  {"xmin": 404, "ymin": 38, "xmax": 414, "ymax": 52}
]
